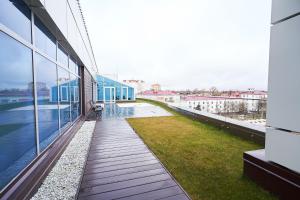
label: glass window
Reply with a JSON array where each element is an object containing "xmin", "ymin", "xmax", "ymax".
[
  {"xmin": 122, "ymin": 87, "xmax": 128, "ymax": 100},
  {"xmin": 70, "ymin": 74, "xmax": 80, "ymax": 121},
  {"xmin": 128, "ymin": 87, "xmax": 134, "ymax": 100},
  {"xmin": 0, "ymin": 32, "xmax": 36, "ymax": 190},
  {"xmin": 69, "ymin": 57, "xmax": 76, "ymax": 74},
  {"xmin": 34, "ymin": 16, "xmax": 56, "ymax": 59},
  {"xmin": 35, "ymin": 53, "xmax": 59, "ymax": 152},
  {"xmin": 57, "ymin": 44, "xmax": 68, "ymax": 67},
  {"xmin": 77, "ymin": 64, "xmax": 81, "ymax": 76},
  {"xmin": 0, "ymin": 0, "xmax": 31, "ymax": 42},
  {"xmin": 57, "ymin": 67, "xmax": 71, "ymax": 129}
]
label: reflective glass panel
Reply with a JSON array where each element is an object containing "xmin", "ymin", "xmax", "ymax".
[
  {"xmin": 35, "ymin": 54, "xmax": 59, "ymax": 152},
  {"xmin": 128, "ymin": 87, "xmax": 134, "ymax": 100},
  {"xmin": 104, "ymin": 88, "xmax": 111, "ymax": 102},
  {"xmin": 122, "ymin": 87, "xmax": 128, "ymax": 100},
  {"xmin": 70, "ymin": 74, "xmax": 80, "ymax": 121},
  {"xmin": 34, "ymin": 15, "xmax": 56, "ymax": 59},
  {"xmin": 69, "ymin": 57, "xmax": 76, "ymax": 74},
  {"xmin": 57, "ymin": 44, "xmax": 68, "ymax": 67},
  {"xmin": 57, "ymin": 67, "xmax": 71, "ymax": 129},
  {"xmin": 0, "ymin": 0, "xmax": 31, "ymax": 42},
  {"xmin": 0, "ymin": 32, "xmax": 36, "ymax": 190}
]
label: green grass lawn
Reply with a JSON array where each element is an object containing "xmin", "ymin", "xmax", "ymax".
[{"xmin": 126, "ymin": 99, "xmax": 277, "ymax": 200}]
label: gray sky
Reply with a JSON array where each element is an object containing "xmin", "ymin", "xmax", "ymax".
[{"xmin": 81, "ymin": 0, "xmax": 272, "ymax": 91}]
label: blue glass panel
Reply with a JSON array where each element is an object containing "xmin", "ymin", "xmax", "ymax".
[
  {"xmin": 34, "ymin": 15, "xmax": 56, "ymax": 59},
  {"xmin": 57, "ymin": 44, "xmax": 68, "ymax": 67},
  {"xmin": 70, "ymin": 74, "xmax": 80, "ymax": 121},
  {"xmin": 115, "ymin": 82, "xmax": 121, "ymax": 101},
  {"xmin": 111, "ymin": 88, "xmax": 115, "ymax": 100},
  {"xmin": 35, "ymin": 54, "xmax": 59, "ymax": 152},
  {"xmin": 128, "ymin": 87, "xmax": 134, "ymax": 100},
  {"xmin": 0, "ymin": 32, "xmax": 36, "ymax": 190},
  {"xmin": 57, "ymin": 67, "xmax": 71, "ymax": 129},
  {"xmin": 105, "ymin": 88, "xmax": 111, "ymax": 101},
  {"xmin": 0, "ymin": 0, "xmax": 31, "ymax": 42},
  {"xmin": 122, "ymin": 87, "xmax": 128, "ymax": 100}
]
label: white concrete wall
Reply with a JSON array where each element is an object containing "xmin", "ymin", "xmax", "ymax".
[{"xmin": 266, "ymin": 0, "xmax": 300, "ymax": 173}]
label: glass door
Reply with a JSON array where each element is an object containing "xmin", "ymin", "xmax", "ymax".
[{"xmin": 104, "ymin": 87, "xmax": 116, "ymax": 103}]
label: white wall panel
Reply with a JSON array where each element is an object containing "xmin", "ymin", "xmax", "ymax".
[
  {"xmin": 267, "ymin": 15, "xmax": 300, "ymax": 133},
  {"xmin": 44, "ymin": 0, "xmax": 67, "ymax": 37},
  {"xmin": 265, "ymin": 128, "xmax": 300, "ymax": 173},
  {"xmin": 272, "ymin": 0, "xmax": 300, "ymax": 24}
]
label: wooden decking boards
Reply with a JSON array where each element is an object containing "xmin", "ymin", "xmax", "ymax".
[{"xmin": 77, "ymin": 119, "xmax": 190, "ymax": 200}]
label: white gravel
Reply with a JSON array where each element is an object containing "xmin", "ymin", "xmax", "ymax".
[{"xmin": 31, "ymin": 121, "xmax": 96, "ymax": 200}]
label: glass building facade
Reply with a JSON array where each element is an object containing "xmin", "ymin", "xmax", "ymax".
[
  {"xmin": 97, "ymin": 75, "xmax": 135, "ymax": 102},
  {"xmin": 0, "ymin": 0, "xmax": 96, "ymax": 193}
]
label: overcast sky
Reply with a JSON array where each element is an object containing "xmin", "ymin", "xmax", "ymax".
[{"xmin": 81, "ymin": 0, "xmax": 272, "ymax": 91}]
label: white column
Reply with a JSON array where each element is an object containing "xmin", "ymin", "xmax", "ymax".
[{"xmin": 266, "ymin": 0, "xmax": 300, "ymax": 173}]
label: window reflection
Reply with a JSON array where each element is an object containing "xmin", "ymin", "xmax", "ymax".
[
  {"xmin": 34, "ymin": 15, "xmax": 56, "ymax": 59},
  {"xmin": 70, "ymin": 74, "xmax": 80, "ymax": 121},
  {"xmin": 0, "ymin": 31, "xmax": 36, "ymax": 190},
  {"xmin": 57, "ymin": 67, "xmax": 71, "ymax": 129},
  {"xmin": 57, "ymin": 44, "xmax": 68, "ymax": 67},
  {"xmin": 69, "ymin": 57, "xmax": 77, "ymax": 74},
  {"xmin": 35, "ymin": 53, "xmax": 59, "ymax": 152},
  {"xmin": 0, "ymin": 0, "xmax": 31, "ymax": 42}
]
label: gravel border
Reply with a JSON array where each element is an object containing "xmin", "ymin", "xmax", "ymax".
[{"xmin": 31, "ymin": 121, "xmax": 96, "ymax": 200}]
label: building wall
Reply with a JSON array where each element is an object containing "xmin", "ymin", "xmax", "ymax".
[
  {"xmin": 0, "ymin": 0, "xmax": 98, "ymax": 192},
  {"xmin": 97, "ymin": 75, "xmax": 135, "ymax": 102},
  {"xmin": 83, "ymin": 67, "xmax": 94, "ymax": 114},
  {"xmin": 266, "ymin": 0, "xmax": 300, "ymax": 173},
  {"xmin": 32, "ymin": 0, "xmax": 98, "ymax": 78}
]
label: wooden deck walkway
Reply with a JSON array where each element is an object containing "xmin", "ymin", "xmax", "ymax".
[{"xmin": 77, "ymin": 119, "xmax": 190, "ymax": 200}]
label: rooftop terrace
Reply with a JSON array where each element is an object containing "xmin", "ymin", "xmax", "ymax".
[{"xmin": 30, "ymin": 100, "xmax": 277, "ymax": 200}]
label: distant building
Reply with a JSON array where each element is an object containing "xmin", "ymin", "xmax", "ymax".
[
  {"xmin": 139, "ymin": 90, "xmax": 180, "ymax": 103},
  {"xmin": 28, "ymin": 82, "xmax": 47, "ymax": 91},
  {"xmin": 183, "ymin": 94, "xmax": 266, "ymax": 114},
  {"xmin": 97, "ymin": 75, "xmax": 135, "ymax": 102},
  {"xmin": 151, "ymin": 84, "xmax": 161, "ymax": 92},
  {"xmin": 240, "ymin": 91, "xmax": 267, "ymax": 112},
  {"xmin": 240, "ymin": 90, "xmax": 267, "ymax": 100},
  {"xmin": 123, "ymin": 79, "xmax": 146, "ymax": 94}
]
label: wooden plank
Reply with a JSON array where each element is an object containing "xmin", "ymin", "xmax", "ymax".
[
  {"xmin": 77, "ymin": 119, "xmax": 190, "ymax": 200},
  {"xmin": 87, "ymin": 151, "xmax": 151, "ymax": 161},
  {"xmin": 78, "ymin": 180, "xmax": 177, "ymax": 200},
  {"xmin": 78, "ymin": 173, "xmax": 171, "ymax": 197},
  {"xmin": 82, "ymin": 164, "xmax": 164, "ymax": 182},
  {"xmin": 81, "ymin": 168, "xmax": 167, "ymax": 189},
  {"xmin": 161, "ymin": 194, "xmax": 191, "ymax": 200},
  {"xmin": 84, "ymin": 159, "xmax": 160, "ymax": 175},
  {"xmin": 85, "ymin": 156, "xmax": 156, "ymax": 170},
  {"xmin": 85, "ymin": 153, "xmax": 154, "ymax": 165},
  {"xmin": 116, "ymin": 186, "xmax": 184, "ymax": 200}
]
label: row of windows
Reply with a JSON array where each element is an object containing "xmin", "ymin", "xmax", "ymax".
[
  {"xmin": 0, "ymin": 0, "xmax": 80, "ymax": 76},
  {"xmin": 0, "ymin": 1, "xmax": 82, "ymax": 191}
]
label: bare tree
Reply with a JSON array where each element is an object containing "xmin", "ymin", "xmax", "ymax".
[
  {"xmin": 209, "ymin": 86, "xmax": 219, "ymax": 96},
  {"xmin": 257, "ymin": 99, "xmax": 267, "ymax": 118},
  {"xmin": 238, "ymin": 101, "xmax": 247, "ymax": 114}
]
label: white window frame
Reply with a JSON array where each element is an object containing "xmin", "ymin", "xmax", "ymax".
[{"xmin": 60, "ymin": 86, "xmax": 69, "ymax": 102}]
